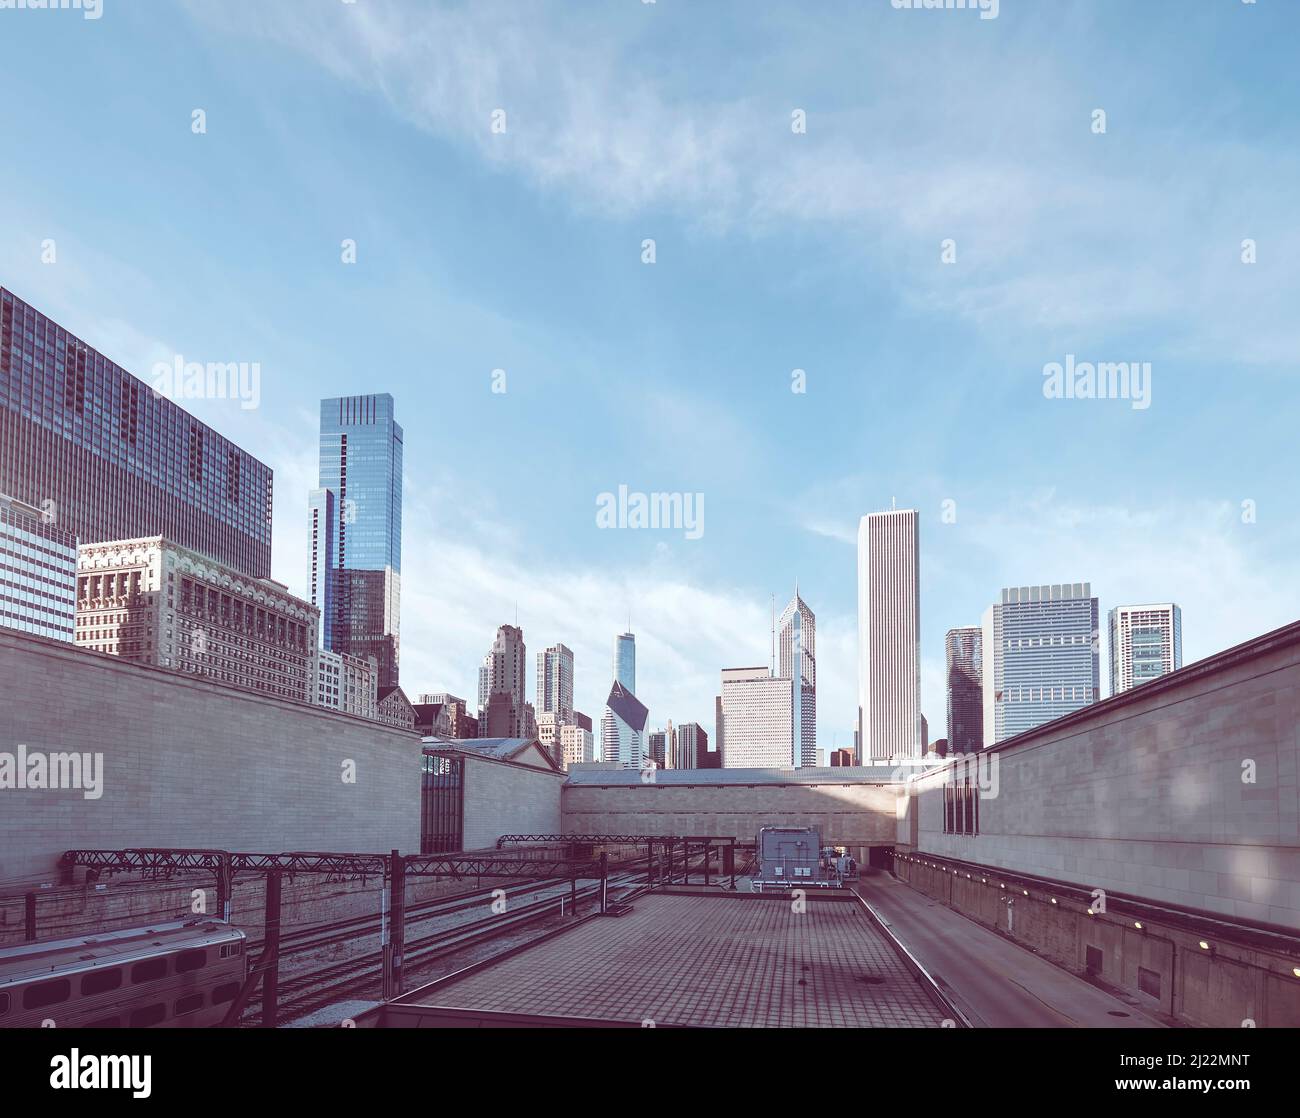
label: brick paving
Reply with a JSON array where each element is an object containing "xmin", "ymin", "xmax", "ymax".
[{"xmin": 423, "ymin": 893, "xmax": 945, "ymax": 1027}]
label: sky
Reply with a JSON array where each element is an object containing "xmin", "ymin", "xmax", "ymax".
[{"xmin": 2, "ymin": 0, "xmax": 1298, "ymax": 757}]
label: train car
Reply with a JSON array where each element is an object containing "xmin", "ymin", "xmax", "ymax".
[
  {"xmin": 0, "ymin": 919, "xmax": 246, "ymax": 1029},
  {"xmin": 752, "ymin": 826, "xmax": 841, "ymax": 892}
]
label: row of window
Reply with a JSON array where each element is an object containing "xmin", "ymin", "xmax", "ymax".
[
  {"xmin": 3, "ymin": 943, "xmax": 240, "ymax": 1014},
  {"xmin": 943, "ymin": 779, "xmax": 980, "ymax": 836}
]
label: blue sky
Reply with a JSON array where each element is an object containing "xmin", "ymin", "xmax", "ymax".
[{"xmin": 3, "ymin": 0, "xmax": 1298, "ymax": 755}]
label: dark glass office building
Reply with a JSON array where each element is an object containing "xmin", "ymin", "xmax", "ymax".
[
  {"xmin": 944, "ymin": 625, "xmax": 983, "ymax": 754},
  {"xmin": 0, "ymin": 287, "xmax": 272, "ymax": 577},
  {"xmin": 309, "ymin": 394, "xmax": 402, "ymax": 686}
]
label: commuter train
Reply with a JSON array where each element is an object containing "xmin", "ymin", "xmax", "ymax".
[
  {"xmin": 752, "ymin": 826, "xmax": 852, "ymax": 891},
  {"xmin": 0, "ymin": 919, "xmax": 247, "ymax": 1029}
]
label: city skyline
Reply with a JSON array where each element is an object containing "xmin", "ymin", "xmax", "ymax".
[
  {"xmin": 3, "ymin": 4, "xmax": 1297, "ymax": 754},
  {"xmin": 0, "ymin": 282, "xmax": 1234, "ymax": 758}
]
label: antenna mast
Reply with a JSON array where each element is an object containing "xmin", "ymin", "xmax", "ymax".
[{"xmin": 770, "ymin": 594, "xmax": 775, "ymax": 676}]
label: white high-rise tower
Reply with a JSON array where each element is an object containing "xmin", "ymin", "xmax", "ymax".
[
  {"xmin": 601, "ymin": 632, "xmax": 647, "ymax": 766},
  {"xmin": 857, "ymin": 509, "xmax": 921, "ymax": 761},
  {"xmin": 1109, "ymin": 603, "xmax": 1182, "ymax": 696},
  {"xmin": 778, "ymin": 588, "xmax": 817, "ymax": 769}
]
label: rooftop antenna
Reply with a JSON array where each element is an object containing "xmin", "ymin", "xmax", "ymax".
[
  {"xmin": 891, "ymin": 495, "xmax": 897, "ymax": 510},
  {"xmin": 770, "ymin": 593, "xmax": 776, "ymax": 676}
]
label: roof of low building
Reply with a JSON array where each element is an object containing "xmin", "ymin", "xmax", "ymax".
[
  {"xmin": 564, "ymin": 764, "xmax": 918, "ymax": 786},
  {"xmin": 425, "ymin": 736, "xmax": 562, "ymax": 772}
]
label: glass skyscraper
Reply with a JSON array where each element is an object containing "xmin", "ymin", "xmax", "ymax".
[
  {"xmin": 945, "ymin": 625, "xmax": 983, "ymax": 754},
  {"xmin": 982, "ymin": 583, "xmax": 1099, "ymax": 744},
  {"xmin": 309, "ymin": 394, "xmax": 403, "ymax": 686},
  {"xmin": 614, "ymin": 631, "xmax": 636, "ymax": 690},
  {"xmin": 0, "ymin": 287, "xmax": 272, "ymax": 577},
  {"xmin": 602, "ymin": 632, "xmax": 647, "ymax": 766}
]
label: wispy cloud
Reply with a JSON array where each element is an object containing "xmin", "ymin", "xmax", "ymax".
[{"xmin": 189, "ymin": 0, "xmax": 1300, "ymax": 362}]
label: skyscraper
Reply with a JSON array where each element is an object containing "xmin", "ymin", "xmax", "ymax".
[
  {"xmin": 602, "ymin": 681, "xmax": 648, "ymax": 767},
  {"xmin": 719, "ymin": 666, "xmax": 795, "ymax": 768},
  {"xmin": 945, "ymin": 625, "xmax": 984, "ymax": 754},
  {"xmin": 857, "ymin": 509, "xmax": 921, "ymax": 761},
  {"xmin": 1110, "ymin": 604, "xmax": 1182, "ymax": 695},
  {"xmin": 601, "ymin": 631, "xmax": 647, "ymax": 766},
  {"xmin": 0, "ymin": 287, "xmax": 273, "ymax": 578},
  {"xmin": 478, "ymin": 623, "xmax": 527, "ymax": 737},
  {"xmin": 674, "ymin": 722, "xmax": 707, "ymax": 770},
  {"xmin": 536, "ymin": 642, "xmax": 575, "ymax": 725},
  {"xmin": 310, "ymin": 394, "xmax": 403, "ymax": 686},
  {"xmin": 614, "ymin": 631, "xmax": 636, "ymax": 690},
  {"xmin": 982, "ymin": 582, "xmax": 1100, "ymax": 745},
  {"xmin": 647, "ymin": 729, "xmax": 669, "ymax": 768},
  {"xmin": 778, "ymin": 588, "xmax": 817, "ymax": 768}
]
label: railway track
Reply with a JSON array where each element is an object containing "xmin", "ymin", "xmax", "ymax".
[
  {"xmin": 244, "ymin": 850, "xmax": 657, "ymax": 958},
  {"xmin": 251, "ymin": 871, "xmax": 652, "ymax": 1025},
  {"xmin": 246, "ymin": 874, "xmax": 576, "ymax": 957}
]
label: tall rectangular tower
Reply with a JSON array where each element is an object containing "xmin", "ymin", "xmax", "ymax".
[
  {"xmin": 1109, "ymin": 603, "xmax": 1182, "ymax": 695},
  {"xmin": 0, "ymin": 288, "xmax": 272, "ymax": 577},
  {"xmin": 313, "ymin": 394, "xmax": 403, "ymax": 686},
  {"xmin": 982, "ymin": 582, "xmax": 1099, "ymax": 745},
  {"xmin": 536, "ymin": 642, "xmax": 575, "ymax": 725},
  {"xmin": 614, "ymin": 631, "xmax": 636, "ymax": 691},
  {"xmin": 719, "ymin": 666, "xmax": 795, "ymax": 769},
  {"xmin": 857, "ymin": 509, "xmax": 921, "ymax": 761},
  {"xmin": 778, "ymin": 589, "xmax": 817, "ymax": 769},
  {"xmin": 944, "ymin": 626, "xmax": 983, "ymax": 754},
  {"xmin": 478, "ymin": 624, "xmax": 527, "ymax": 737}
]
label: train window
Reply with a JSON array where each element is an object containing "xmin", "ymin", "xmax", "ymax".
[
  {"xmin": 174, "ymin": 993, "xmax": 205, "ymax": 1016},
  {"xmin": 0, "ymin": 992, "xmax": 8, "ymax": 1015},
  {"xmin": 211, "ymin": 982, "xmax": 240, "ymax": 1005},
  {"xmin": 130, "ymin": 958, "xmax": 168, "ymax": 984},
  {"xmin": 85, "ymin": 1016, "xmax": 121, "ymax": 1028},
  {"xmin": 220, "ymin": 942, "xmax": 242, "ymax": 959},
  {"xmin": 128, "ymin": 1003, "xmax": 168, "ymax": 1028},
  {"xmin": 23, "ymin": 979, "xmax": 71, "ymax": 1010},
  {"xmin": 81, "ymin": 969, "xmax": 123, "ymax": 996},
  {"xmin": 175, "ymin": 949, "xmax": 207, "ymax": 973}
]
